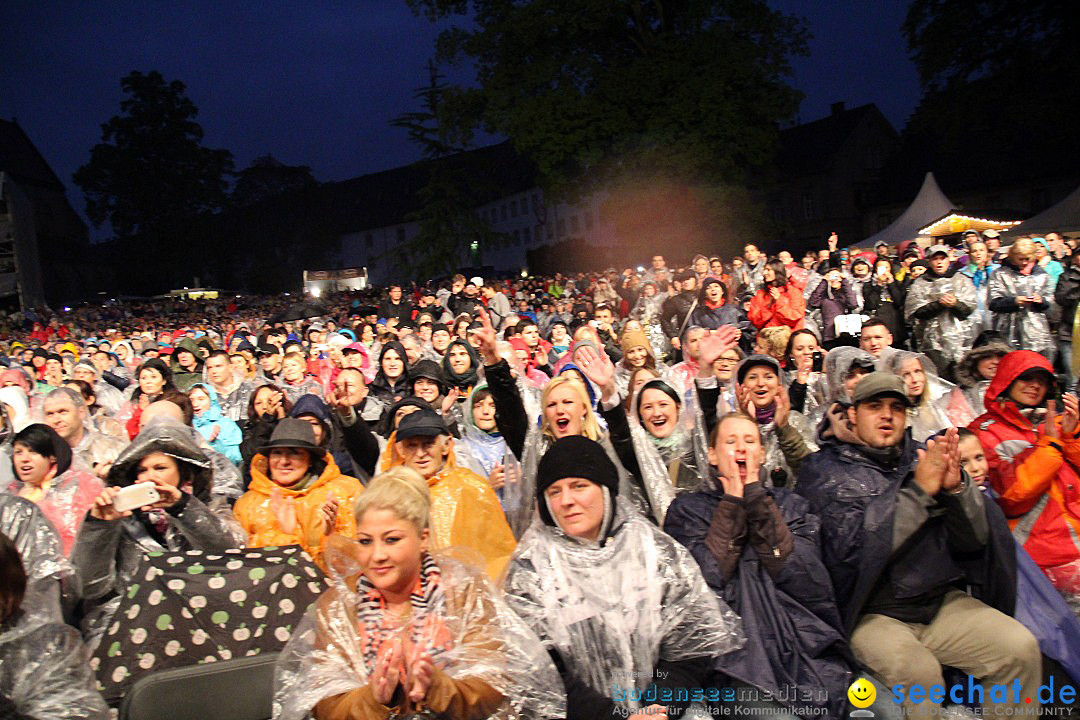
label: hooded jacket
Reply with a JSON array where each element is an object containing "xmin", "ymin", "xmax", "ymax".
[
  {"xmin": 369, "ymin": 340, "xmax": 411, "ymax": 403},
  {"xmin": 665, "ymin": 486, "xmax": 853, "ymax": 718},
  {"xmin": 190, "ymin": 383, "xmax": 243, "ymax": 465},
  {"xmin": 954, "ymin": 338, "xmax": 1013, "ymax": 416},
  {"xmin": 72, "ymin": 421, "xmax": 242, "ymax": 643},
  {"xmin": 169, "ymin": 338, "xmax": 204, "ymax": 391},
  {"xmin": 968, "ymin": 350, "xmax": 1080, "ymax": 590}
]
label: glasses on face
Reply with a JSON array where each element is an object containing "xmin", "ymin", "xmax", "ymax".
[{"xmin": 716, "ymin": 357, "xmax": 739, "ymax": 366}]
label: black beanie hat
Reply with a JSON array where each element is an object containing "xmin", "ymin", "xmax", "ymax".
[{"xmin": 536, "ymin": 436, "xmax": 618, "ymax": 526}]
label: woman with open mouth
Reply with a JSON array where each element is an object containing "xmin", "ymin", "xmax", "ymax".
[
  {"xmin": 6, "ymin": 423, "xmax": 103, "ymax": 557},
  {"xmin": 275, "ymin": 467, "xmax": 564, "ymax": 720},
  {"xmin": 470, "ymin": 311, "xmax": 655, "ymax": 521}
]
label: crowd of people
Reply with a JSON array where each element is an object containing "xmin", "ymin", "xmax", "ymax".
[{"xmin": 2, "ymin": 228, "xmax": 1080, "ymax": 719}]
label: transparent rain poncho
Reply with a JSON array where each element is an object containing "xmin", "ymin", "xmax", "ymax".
[
  {"xmin": 0, "ymin": 612, "xmax": 110, "ymax": 719},
  {"xmin": 627, "ymin": 380, "xmax": 711, "ymax": 523},
  {"xmin": 903, "ymin": 270, "xmax": 979, "ymax": 366},
  {"xmin": 0, "ymin": 385, "xmax": 32, "ymax": 433},
  {"xmin": 73, "ymin": 361, "xmax": 126, "ymax": 417},
  {"xmin": 987, "ymin": 263, "xmax": 1055, "ymax": 359},
  {"xmin": 274, "ymin": 541, "xmax": 565, "ymax": 720},
  {"xmin": 0, "ymin": 493, "xmax": 74, "ymax": 623},
  {"xmin": 503, "ymin": 502, "xmax": 744, "ymax": 714},
  {"xmin": 41, "ymin": 387, "xmax": 128, "ymax": 476},
  {"xmin": 521, "ymin": 424, "xmax": 652, "ymax": 523},
  {"xmin": 457, "ymin": 383, "xmax": 533, "ymax": 536},
  {"xmin": 884, "ymin": 351, "xmax": 977, "ymax": 442}
]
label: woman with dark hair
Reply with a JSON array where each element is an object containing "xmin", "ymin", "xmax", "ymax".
[
  {"xmin": 5, "ymin": 424, "xmax": 103, "ymax": 556},
  {"xmin": 368, "ymin": 341, "xmax": 410, "ymax": 404},
  {"xmin": 124, "ymin": 358, "xmax": 177, "ymax": 439},
  {"xmin": 748, "ymin": 259, "xmax": 805, "ymax": 332},
  {"xmin": 72, "ymin": 417, "xmax": 242, "ymax": 644},
  {"xmin": 0, "ymin": 532, "xmax": 110, "ymax": 719},
  {"xmin": 691, "ymin": 277, "xmax": 746, "ymax": 331},
  {"xmin": 782, "ymin": 329, "xmax": 827, "ymax": 415}
]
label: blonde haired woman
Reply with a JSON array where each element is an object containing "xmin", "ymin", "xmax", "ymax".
[
  {"xmin": 274, "ymin": 467, "xmax": 563, "ymax": 720},
  {"xmin": 467, "ymin": 311, "xmax": 655, "ymax": 524}
]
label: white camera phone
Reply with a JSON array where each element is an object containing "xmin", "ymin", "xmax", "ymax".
[{"xmin": 113, "ymin": 482, "xmax": 161, "ymax": 513}]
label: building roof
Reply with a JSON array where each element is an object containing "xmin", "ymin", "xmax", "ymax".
[
  {"xmin": 855, "ymin": 172, "xmax": 955, "ymax": 247},
  {"xmin": 1010, "ymin": 183, "xmax": 1080, "ymax": 235},
  {"xmin": 324, "ymin": 140, "xmax": 536, "ymax": 232},
  {"xmin": 777, "ymin": 103, "xmax": 891, "ymax": 176},
  {"xmin": 0, "ymin": 119, "xmax": 66, "ymax": 190}
]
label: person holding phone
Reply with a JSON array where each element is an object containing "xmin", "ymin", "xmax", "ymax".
[{"xmin": 73, "ymin": 417, "xmax": 242, "ymax": 645}]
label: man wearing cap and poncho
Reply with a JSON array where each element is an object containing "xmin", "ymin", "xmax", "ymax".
[
  {"xmin": 904, "ymin": 244, "xmax": 978, "ymax": 379},
  {"xmin": 380, "ymin": 408, "xmax": 515, "ymax": 580}
]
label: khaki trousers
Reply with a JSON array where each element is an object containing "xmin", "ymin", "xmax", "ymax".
[{"xmin": 850, "ymin": 591, "xmax": 1042, "ymax": 715}]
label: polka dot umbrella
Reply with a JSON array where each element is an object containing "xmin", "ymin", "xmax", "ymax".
[{"xmin": 91, "ymin": 545, "xmax": 325, "ymax": 705}]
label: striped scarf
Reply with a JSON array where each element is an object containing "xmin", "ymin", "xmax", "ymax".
[{"xmin": 356, "ymin": 553, "xmax": 451, "ymax": 673}]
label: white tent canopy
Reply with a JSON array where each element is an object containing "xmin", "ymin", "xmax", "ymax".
[
  {"xmin": 1010, "ymin": 183, "xmax": 1080, "ymax": 236},
  {"xmin": 855, "ymin": 172, "xmax": 955, "ymax": 248}
]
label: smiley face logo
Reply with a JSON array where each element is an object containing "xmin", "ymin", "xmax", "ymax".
[{"xmin": 847, "ymin": 678, "xmax": 876, "ymax": 709}]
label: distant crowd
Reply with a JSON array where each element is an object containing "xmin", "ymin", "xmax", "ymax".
[{"xmin": 1, "ymin": 227, "xmax": 1079, "ymax": 719}]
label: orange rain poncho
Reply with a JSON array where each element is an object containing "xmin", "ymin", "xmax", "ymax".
[{"xmin": 234, "ymin": 452, "xmax": 364, "ymax": 569}]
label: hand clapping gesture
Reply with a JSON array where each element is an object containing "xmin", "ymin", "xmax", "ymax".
[{"xmin": 914, "ymin": 427, "xmax": 962, "ymax": 496}]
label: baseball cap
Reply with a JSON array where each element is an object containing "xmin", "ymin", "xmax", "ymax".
[
  {"xmin": 983, "ymin": 229, "xmax": 1000, "ymax": 238},
  {"xmin": 927, "ymin": 244, "xmax": 951, "ymax": 257},
  {"xmin": 342, "ymin": 342, "xmax": 366, "ymax": 354},
  {"xmin": 852, "ymin": 372, "xmax": 912, "ymax": 406}
]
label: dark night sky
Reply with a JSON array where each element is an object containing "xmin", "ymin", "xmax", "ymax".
[{"xmin": 0, "ymin": 1, "xmax": 920, "ymax": 237}]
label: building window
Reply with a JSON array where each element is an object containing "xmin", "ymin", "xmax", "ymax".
[
  {"xmin": 569, "ymin": 215, "xmax": 580, "ymax": 234},
  {"xmin": 546, "ymin": 223, "xmax": 554, "ymax": 239},
  {"xmin": 523, "ymin": 226, "xmax": 531, "ymax": 244},
  {"xmin": 513, "ymin": 229, "xmax": 521, "ymax": 245},
  {"xmin": 510, "ymin": 200, "xmax": 518, "ymax": 218},
  {"xmin": 801, "ymin": 192, "xmax": 814, "ymax": 220},
  {"xmin": 501, "ymin": 204, "xmax": 508, "ymax": 221}
]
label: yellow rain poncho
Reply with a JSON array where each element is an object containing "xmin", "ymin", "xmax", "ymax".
[{"xmin": 381, "ymin": 431, "xmax": 516, "ymax": 580}]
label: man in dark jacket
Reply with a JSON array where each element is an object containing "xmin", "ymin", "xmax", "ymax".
[
  {"xmin": 1053, "ymin": 251, "xmax": 1080, "ymax": 377},
  {"xmin": 660, "ymin": 270, "xmax": 699, "ymax": 352},
  {"xmin": 377, "ymin": 285, "xmax": 413, "ymax": 324},
  {"xmin": 796, "ymin": 372, "xmax": 1040, "ymax": 716}
]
